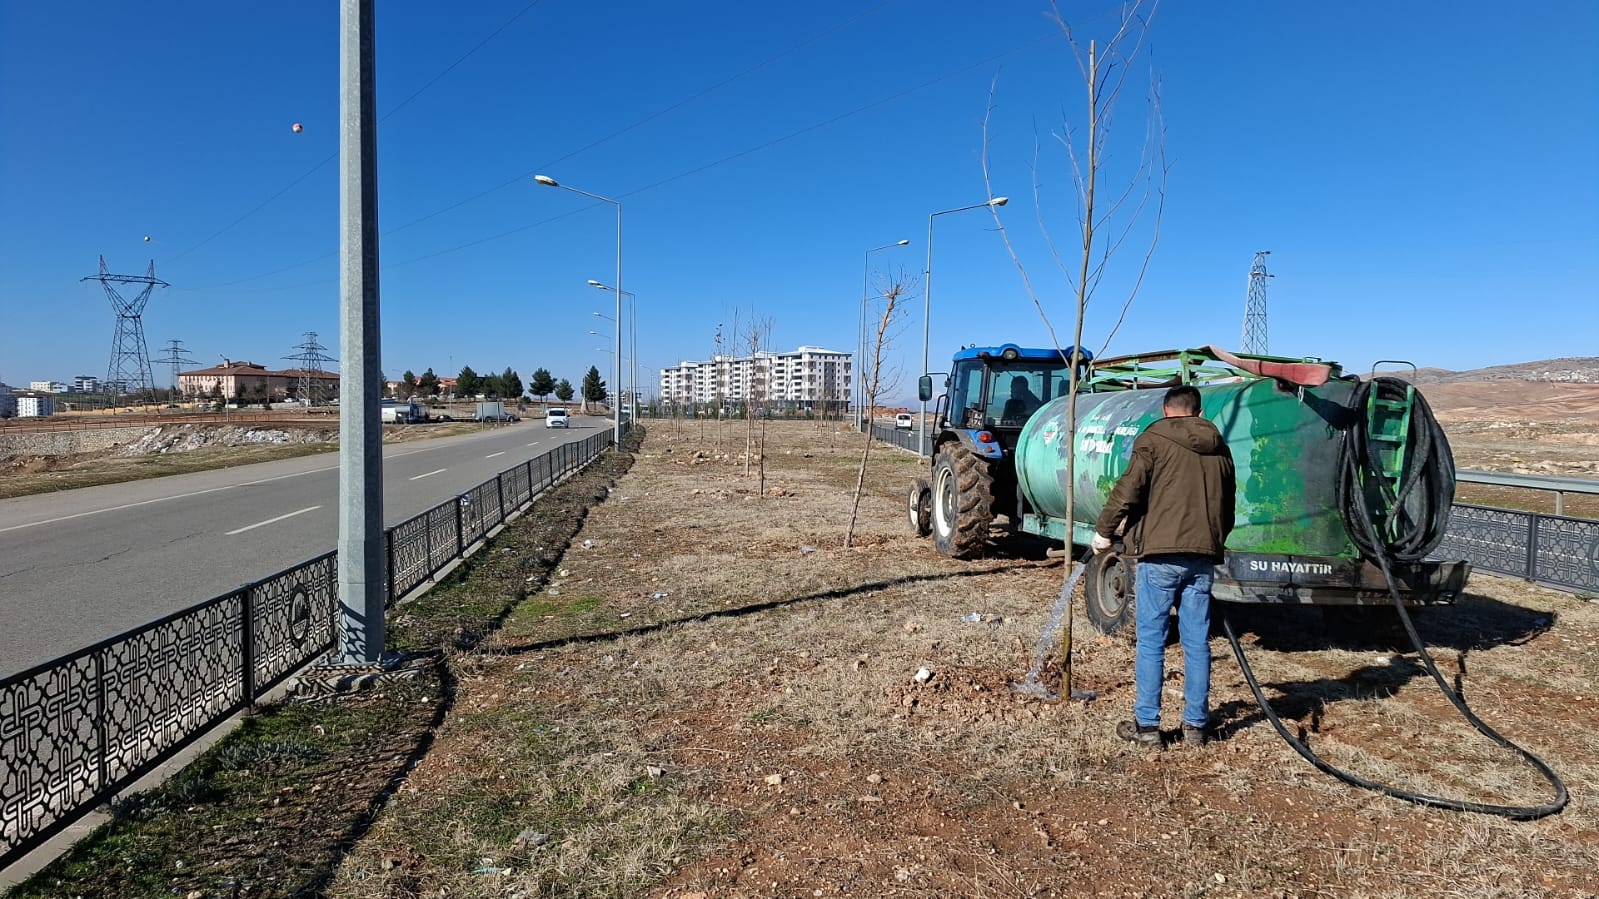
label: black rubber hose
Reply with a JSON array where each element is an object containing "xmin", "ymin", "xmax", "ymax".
[
  {"xmin": 1336, "ymin": 377, "xmax": 1455, "ymax": 563},
  {"xmin": 1230, "ymin": 375, "xmax": 1568, "ymax": 819}
]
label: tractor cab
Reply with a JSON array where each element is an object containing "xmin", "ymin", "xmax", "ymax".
[{"xmin": 923, "ymin": 344, "xmax": 1091, "ymax": 456}]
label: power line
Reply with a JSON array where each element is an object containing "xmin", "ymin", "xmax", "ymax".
[
  {"xmin": 190, "ymin": 29, "xmax": 1062, "ymax": 289},
  {"xmin": 169, "ymin": 0, "xmax": 548, "ymax": 265},
  {"xmin": 176, "ymin": 1, "xmax": 906, "ymax": 291}
]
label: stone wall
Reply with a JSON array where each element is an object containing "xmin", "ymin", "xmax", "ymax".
[{"xmin": 0, "ymin": 426, "xmax": 151, "ymax": 458}]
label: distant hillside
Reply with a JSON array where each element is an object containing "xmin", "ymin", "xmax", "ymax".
[{"xmin": 1403, "ymin": 357, "xmax": 1599, "ymax": 384}]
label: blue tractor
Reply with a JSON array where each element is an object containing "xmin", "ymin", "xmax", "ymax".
[{"xmin": 907, "ymin": 344, "xmax": 1091, "ymax": 558}]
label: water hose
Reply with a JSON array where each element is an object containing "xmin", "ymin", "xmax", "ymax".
[{"xmin": 1222, "ymin": 376, "xmax": 1567, "ymax": 819}]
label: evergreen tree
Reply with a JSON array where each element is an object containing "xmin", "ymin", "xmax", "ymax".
[
  {"xmin": 528, "ymin": 367, "xmax": 555, "ymax": 402},
  {"xmin": 400, "ymin": 370, "xmax": 417, "ymax": 399},
  {"xmin": 418, "ymin": 368, "xmax": 439, "ymax": 397},
  {"xmin": 500, "ymin": 366, "xmax": 524, "ymax": 400},
  {"xmin": 482, "ymin": 372, "xmax": 504, "ymax": 398},
  {"xmin": 554, "ymin": 378, "xmax": 574, "ymax": 403},
  {"xmin": 457, "ymin": 365, "xmax": 481, "ymax": 397},
  {"xmin": 581, "ymin": 365, "xmax": 608, "ymax": 404}
]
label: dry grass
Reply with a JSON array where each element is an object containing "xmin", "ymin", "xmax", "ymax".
[{"xmin": 327, "ymin": 421, "xmax": 1599, "ymax": 898}]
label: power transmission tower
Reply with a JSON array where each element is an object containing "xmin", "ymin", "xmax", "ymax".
[
  {"xmin": 284, "ymin": 331, "xmax": 337, "ymax": 405},
  {"xmin": 153, "ymin": 339, "xmax": 199, "ymax": 402},
  {"xmin": 82, "ymin": 256, "xmax": 168, "ymax": 406},
  {"xmin": 1241, "ymin": 250, "xmax": 1273, "ymax": 355}
]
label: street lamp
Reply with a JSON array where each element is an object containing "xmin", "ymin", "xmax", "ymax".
[
  {"xmin": 921, "ymin": 197, "xmax": 1008, "ymax": 451},
  {"xmin": 860, "ymin": 239, "xmax": 910, "ymax": 430},
  {"xmin": 535, "ymin": 174, "xmax": 622, "ymax": 443},
  {"xmin": 589, "ymin": 279, "xmax": 637, "ymax": 423}
]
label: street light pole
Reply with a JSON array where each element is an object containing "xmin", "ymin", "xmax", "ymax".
[
  {"xmin": 588, "ymin": 279, "xmax": 637, "ymax": 424},
  {"xmin": 535, "ymin": 174, "xmax": 622, "ymax": 445},
  {"xmin": 920, "ymin": 197, "xmax": 1008, "ymax": 453},
  {"xmin": 860, "ymin": 240, "xmax": 910, "ymax": 431}
]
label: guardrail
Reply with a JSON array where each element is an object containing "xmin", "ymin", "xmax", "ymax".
[
  {"xmin": 1457, "ymin": 469, "xmax": 1599, "ymax": 517},
  {"xmin": 0, "ymin": 428, "xmax": 618, "ymax": 870},
  {"xmin": 866, "ymin": 425, "xmax": 1599, "ymax": 594}
]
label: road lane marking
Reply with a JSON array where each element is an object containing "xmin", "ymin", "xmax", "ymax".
[
  {"xmin": 409, "ymin": 468, "xmax": 447, "ymax": 481},
  {"xmin": 526, "ymin": 441, "xmax": 540, "ymax": 446},
  {"xmin": 243, "ymin": 465, "xmax": 338, "ymax": 485},
  {"xmin": 0, "ymin": 485, "xmax": 238, "ymax": 534},
  {"xmin": 226, "ymin": 506, "xmax": 321, "ymax": 536},
  {"xmin": 485, "ymin": 451, "xmax": 506, "ymax": 459}
]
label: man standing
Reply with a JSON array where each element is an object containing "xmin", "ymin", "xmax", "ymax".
[{"xmin": 1092, "ymin": 385, "xmax": 1236, "ymax": 749}]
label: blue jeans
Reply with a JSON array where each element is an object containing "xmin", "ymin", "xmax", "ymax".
[{"xmin": 1133, "ymin": 554, "xmax": 1214, "ymax": 729}]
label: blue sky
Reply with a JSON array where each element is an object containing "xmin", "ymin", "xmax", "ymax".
[{"xmin": 3, "ymin": 1, "xmax": 1596, "ymax": 402}]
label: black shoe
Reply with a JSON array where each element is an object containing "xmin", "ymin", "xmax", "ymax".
[
  {"xmin": 1181, "ymin": 723, "xmax": 1208, "ymax": 746},
  {"xmin": 1116, "ymin": 720, "xmax": 1161, "ymax": 749}
]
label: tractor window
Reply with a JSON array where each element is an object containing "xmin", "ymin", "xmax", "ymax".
[
  {"xmin": 946, "ymin": 362, "xmax": 986, "ymax": 429},
  {"xmin": 988, "ymin": 366, "xmax": 1067, "ymax": 426}
]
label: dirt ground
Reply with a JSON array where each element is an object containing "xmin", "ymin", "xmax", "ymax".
[{"xmin": 328, "ymin": 421, "xmax": 1599, "ymax": 898}]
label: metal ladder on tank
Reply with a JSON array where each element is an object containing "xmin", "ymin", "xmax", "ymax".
[{"xmin": 1365, "ymin": 361, "xmax": 1418, "ymax": 543}]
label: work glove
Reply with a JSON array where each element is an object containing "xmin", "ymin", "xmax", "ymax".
[{"xmin": 1091, "ymin": 533, "xmax": 1113, "ymax": 553}]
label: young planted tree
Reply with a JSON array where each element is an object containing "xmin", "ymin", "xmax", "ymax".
[
  {"xmin": 983, "ymin": 0, "xmax": 1166, "ymax": 695},
  {"xmin": 740, "ymin": 313, "xmax": 773, "ymax": 483},
  {"xmin": 845, "ymin": 269, "xmax": 916, "ymax": 548}
]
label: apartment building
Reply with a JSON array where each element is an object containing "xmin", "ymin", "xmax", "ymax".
[
  {"xmin": 28, "ymin": 380, "xmax": 70, "ymax": 393},
  {"xmin": 659, "ymin": 346, "xmax": 851, "ymax": 411},
  {"xmin": 15, "ymin": 393, "xmax": 55, "ymax": 417},
  {"xmin": 0, "ymin": 382, "xmax": 14, "ymax": 417}
]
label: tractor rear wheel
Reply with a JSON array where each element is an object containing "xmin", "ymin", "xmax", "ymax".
[
  {"xmin": 1085, "ymin": 550, "xmax": 1134, "ymax": 635},
  {"xmin": 906, "ymin": 478, "xmax": 932, "ymax": 536},
  {"xmin": 931, "ymin": 450, "xmax": 994, "ymax": 559}
]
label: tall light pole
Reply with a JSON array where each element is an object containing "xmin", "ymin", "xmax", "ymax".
[
  {"xmin": 921, "ymin": 197, "xmax": 1007, "ymax": 451},
  {"xmin": 337, "ymin": 0, "xmax": 383, "ymax": 664},
  {"xmin": 534, "ymin": 174, "xmax": 622, "ymax": 444},
  {"xmin": 860, "ymin": 239, "xmax": 910, "ymax": 430},
  {"xmin": 588, "ymin": 279, "xmax": 636, "ymax": 423}
]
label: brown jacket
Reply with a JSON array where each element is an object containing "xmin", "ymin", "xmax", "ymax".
[{"xmin": 1094, "ymin": 415, "xmax": 1236, "ymax": 561}]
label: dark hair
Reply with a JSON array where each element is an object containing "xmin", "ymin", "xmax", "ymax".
[{"xmin": 1163, "ymin": 385, "xmax": 1201, "ymax": 415}]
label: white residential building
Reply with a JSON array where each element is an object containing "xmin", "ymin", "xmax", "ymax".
[
  {"xmin": 73, "ymin": 375, "xmax": 101, "ymax": 393},
  {"xmin": 659, "ymin": 346, "xmax": 852, "ymax": 411},
  {"xmin": 15, "ymin": 393, "xmax": 55, "ymax": 417},
  {"xmin": 29, "ymin": 380, "xmax": 69, "ymax": 393}
]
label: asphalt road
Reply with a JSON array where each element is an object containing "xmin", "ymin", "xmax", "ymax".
[{"xmin": 0, "ymin": 416, "xmax": 610, "ymax": 677}]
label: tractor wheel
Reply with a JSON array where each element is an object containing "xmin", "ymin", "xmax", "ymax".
[
  {"xmin": 1085, "ymin": 550, "xmax": 1134, "ymax": 635},
  {"xmin": 931, "ymin": 450, "xmax": 994, "ymax": 559},
  {"xmin": 906, "ymin": 478, "xmax": 932, "ymax": 537}
]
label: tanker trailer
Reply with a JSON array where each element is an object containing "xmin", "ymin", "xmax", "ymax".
[{"xmin": 1009, "ymin": 346, "xmax": 1468, "ymax": 634}]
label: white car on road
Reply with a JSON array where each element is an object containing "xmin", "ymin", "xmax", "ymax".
[
  {"xmin": 895, "ymin": 412, "xmax": 914, "ymax": 430},
  {"xmin": 545, "ymin": 407, "xmax": 569, "ymax": 428}
]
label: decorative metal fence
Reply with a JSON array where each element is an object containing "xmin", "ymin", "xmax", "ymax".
[
  {"xmin": 1438, "ymin": 504, "xmax": 1599, "ymax": 593},
  {"xmin": 1, "ymin": 429, "xmax": 615, "ymax": 869}
]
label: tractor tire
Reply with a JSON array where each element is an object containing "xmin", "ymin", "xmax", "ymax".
[
  {"xmin": 1085, "ymin": 550, "xmax": 1134, "ymax": 635},
  {"xmin": 931, "ymin": 450, "xmax": 994, "ymax": 559},
  {"xmin": 906, "ymin": 478, "xmax": 932, "ymax": 537}
]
